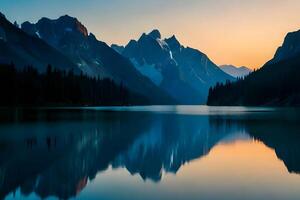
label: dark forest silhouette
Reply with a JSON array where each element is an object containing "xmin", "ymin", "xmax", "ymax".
[
  {"xmin": 0, "ymin": 63, "xmax": 147, "ymax": 106},
  {"xmin": 207, "ymin": 54, "xmax": 300, "ymax": 106}
]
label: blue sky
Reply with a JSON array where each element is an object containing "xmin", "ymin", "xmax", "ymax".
[{"xmin": 2, "ymin": 0, "xmax": 300, "ymax": 68}]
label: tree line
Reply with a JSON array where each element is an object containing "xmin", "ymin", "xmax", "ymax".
[
  {"xmin": 0, "ymin": 63, "xmax": 145, "ymax": 106},
  {"xmin": 207, "ymin": 56, "xmax": 300, "ymax": 106}
]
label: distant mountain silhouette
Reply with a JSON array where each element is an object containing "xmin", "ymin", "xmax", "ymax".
[
  {"xmin": 0, "ymin": 12, "xmax": 79, "ymax": 73},
  {"xmin": 112, "ymin": 29, "xmax": 234, "ymax": 104},
  {"xmin": 207, "ymin": 29, "xmax": 300, "ymax": 106},
  {"xmin": 21, "ymin": 16, "xmax": 174, "ymax": 104},
  {"xmin": 219, "ymin": 65, "xmax": 252, "ymax": 78}
]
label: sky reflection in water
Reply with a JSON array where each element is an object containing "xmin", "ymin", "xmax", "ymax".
[{"xmin": 1, "ymin": 106, "xmax": 300, "ymax": 200}]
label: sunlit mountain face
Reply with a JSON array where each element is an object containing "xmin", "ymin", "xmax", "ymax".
[{"xmin": 0, "ymin": 107, "xmax": 300, "ymax": 200}]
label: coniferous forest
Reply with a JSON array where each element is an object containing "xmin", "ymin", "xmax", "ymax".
[
  {"xmin": 0, "ymin": 63, "xmax": 147, "ymax": 107},
  {"xmin": 207, "ymin": 54, "xmax": 300, "ymax": 106}
]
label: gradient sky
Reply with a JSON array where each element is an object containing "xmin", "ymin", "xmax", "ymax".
[{"xmin": 2, "ymin": 0, "xmax": 300, "ymax": 69}]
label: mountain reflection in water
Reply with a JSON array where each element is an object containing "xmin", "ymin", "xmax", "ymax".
[{"xmin": 0, "ymin": 107, "xmax": 299, "ymax": 200}]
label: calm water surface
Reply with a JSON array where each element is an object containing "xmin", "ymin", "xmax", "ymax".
[{"xmin": 1, "ymin": 106, "xmax": 300, "ymax": 200}]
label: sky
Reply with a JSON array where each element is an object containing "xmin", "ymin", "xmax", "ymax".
[{"xmin": 1, "ymin": 0, "xmax": 300, "ymax": 69}]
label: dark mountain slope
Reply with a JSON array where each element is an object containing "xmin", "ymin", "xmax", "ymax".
[
  {"xmin": 113, "ymin": 30, "xmax": 234, "ymax": 104},
  {"xmin": 21, "ymin": 16, "xmax": 175, "ymax": 104},
  {"xmin": 207, "ymin": 29, "xmax": 300, "ymax": 106},
  {"xmin": 268, "ymin": 29, "xmax": 300, "ymax": 64},
  {"xmin": 0, "ymin": 13, "xmax": 79, "ymax": 72}
]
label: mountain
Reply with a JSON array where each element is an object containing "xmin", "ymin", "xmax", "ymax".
[
  {"xmin": 111, "ymin": 44, "xmax": 125, "ymax": 54},
  {"xmin": 112, "ymin": 30, "xmax": 234, "ymax": 104},
  {"xmin": 21, "ymin": 16, "xmax": 175, "ymax": 104},
  {"xmin": 0, "ymin": 12, "xmax": 79, "ymax": 72},
  {"xmin": 207, "ymin": 29, "xmax": 300, "ymax": 106},
  {"xmin": 219, "ymin": 65, "xmax": 251, "ymax": 78},
  {"xmin": 268, "ymin": 29, "xmax": 300, "ymax": 64}
]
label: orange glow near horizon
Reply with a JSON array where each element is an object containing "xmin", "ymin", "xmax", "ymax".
[
  {"xmin": 88, "ymin": 1, "xmax": 300, "ymax": 69},
  {"xmin": 177, "ymin": 140, "xmax": 288, "ymax": 180},
  {"xmin": 3, "ymin": 0, "xmax": 300, "ymax": 69},
  {"xmin": 83, "ymin": 139, "xmax": 300, "ymax": 200}
]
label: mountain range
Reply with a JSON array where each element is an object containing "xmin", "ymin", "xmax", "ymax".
[
  {"xmin": 112, "ymin": 30, "xmax": 234, "ymax": 104},
  {"xmin": 207, "ymin": 29, "xmax": 300, "ymax": 106},
  {"xmin": 219, "ymin": 65, "xmax": 252, "ymax": 78},
  {"xmin": 20, "ymin": 15, "xmax": 175, "ymax": 104},
  {"xmin": 0, "ymin": 12, "xmax": 237, "ymax": 105},
  {"xmin": 3, "ymin": 11, "xmax": 299, "ymax": 106},
  {"xmin": 0, "ymin": 13, "xmax": 175, "ymax": 105}
]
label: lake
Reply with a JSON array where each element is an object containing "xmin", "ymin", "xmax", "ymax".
[{"xmin": 1, "ymin": 106, "xmax": 300, "ymax": 200}]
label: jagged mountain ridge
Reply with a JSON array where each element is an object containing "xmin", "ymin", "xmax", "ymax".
[
  {"xmin": 112, "ymin": 29, "xmax": 234, "ymax": 104},
  {"xmin": 20, "ymin": 15, "xmax": 175, "ymax": 104},
  {"xmin": 0, "ymin": 13, "xmax": 79, "ymax": 72}
]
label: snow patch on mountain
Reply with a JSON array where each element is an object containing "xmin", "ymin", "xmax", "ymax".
[
  {"xmin": 35, "ymin": 31, "xmax": 41, "ymax": 38},
  {"xmin": 115, "ymin": 29, "xmax": 235, "ymax": 104},
  {"xmin": 156, "ymin": 38, "xmax": 169, "ymax": 49},
  {"xmin": 130, "ymin": 58, "xmax": 163, "ymax": 86}
]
